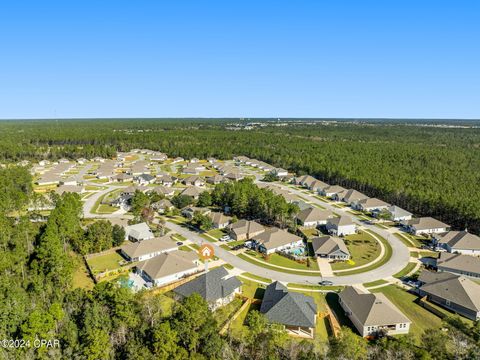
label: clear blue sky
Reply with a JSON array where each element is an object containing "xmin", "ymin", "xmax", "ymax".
[{"xmin": 0, "ymin": 1, "xmax": 479, "ymax": 119}]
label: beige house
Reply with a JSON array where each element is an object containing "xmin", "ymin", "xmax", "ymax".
[
  {"xmin": 252, "ymin": 227, "xmax": 304, "ymax": 255},
  {"xmin": 339, "ymin": 286, "xmax": 411, "ymax": 337},
  {"xmin": 228, "ymin": 220, "xmax": 265, "ymax": 241}
]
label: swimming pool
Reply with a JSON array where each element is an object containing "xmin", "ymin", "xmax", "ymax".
[{"xmin": 291, "ymin": 248, "xmax": 304, "ymax": 256}]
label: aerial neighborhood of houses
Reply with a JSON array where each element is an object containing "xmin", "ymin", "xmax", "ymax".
[{"xmin": 30, "ymin": 150, "xmax": 480, "ymax": 340}]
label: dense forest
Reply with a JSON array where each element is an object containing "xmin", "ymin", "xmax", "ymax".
[{"xmin": 0, "ymin": 118, "xmax": 479, "ymax": 233}]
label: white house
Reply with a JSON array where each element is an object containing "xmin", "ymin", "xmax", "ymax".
[
  {"xmin": 124, "ymin": 222, "xmax": 154, "ymax": 242},
  {"xmin": 386, "ymin": 205, "xmax": 413, "ymax": 222},
  {"xmin": 296, "ymin": 207, "xmax": 334, "ymax": 228},
  {"xmin": 405, "ymin": 217, "xmax": 450, "ymax": 236},
  {"xmin": 326, "ymin": 216, "xmax": 356, "ymax": 236},
  {"xmin": 121, "ymin": 236, "xmax": 178, "ymax": 262},
  {"xmin": 252, "ymin": 228, "xmax": 304, "ymax": 255},
  {"xmin": 435, "ymin": 230, "xmax": 480, "ymax": 256}
]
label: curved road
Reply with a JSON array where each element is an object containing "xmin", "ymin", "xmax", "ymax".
[{"xmin": 82, "ymin": 169, "xmax": 410, "ymax": 285}]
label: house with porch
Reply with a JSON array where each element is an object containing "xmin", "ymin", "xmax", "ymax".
[
  {"xmin": 136, "ymin": 250, "xmax": 199, "ymax": 288},
  {"xmin": 312, "ymin": 236, "xmax": 350, "ymax": 260},
  {"xmin": 339, "ymin": 286, "xmax": 411, "ymax": 337},
  {"xmin": 173, "ymin": 266, "xmax": 242, "ymax": 310},
  {"xmin": 252, "ymin": 227, "xmax": 304, "ymax": 255},
  {"xmin": 296, "ymin": 207, "xmax": 334, "ymax": 228},
  {"xmin": 418, "ymin": 270, "xmax": 480, "ymax": 320},
  {"xmin": 260, "ymin": 282, "xmax": 317, "ymax": 338},
  {"xmin": 435, "ymin": 230, "xmax": 480, "ymax": 255}
]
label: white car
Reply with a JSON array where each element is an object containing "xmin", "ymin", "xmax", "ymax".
[{"xmin": 220, "ymin": 235, "xmax": 231, "ymax": 242}]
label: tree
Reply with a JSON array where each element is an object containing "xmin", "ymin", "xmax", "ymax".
[
  {"xmin": 84, "ymin": 220, "xmax": 114, "ymax": 254},
  {"xmin": 329, "ymin": 326, "xmax": 368, "ymax": 360},
  {"xmin": 171, "ymin": 194, "xmax": 194, "ymax": 209},
  {"xmin": 112, "ymin": 224, "xmax": 126, "ymax": 246},
  {"xmin": 131, "ymin": 191, "xmax": 151, "ymax": 217},
  {"xmin": 191, "ymin": 212, "xmax": 214, "ymax": 231},
  {"xmin": 421, "ymin": 328, "xmax": 450, "ymax": 360},
  {"xmin": 197, "ymin": 191, "xmax": 212, "ymax": 207}
]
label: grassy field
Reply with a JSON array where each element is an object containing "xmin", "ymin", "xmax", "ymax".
[
  {"xmin": 331, "ymin": 231, "xmax": 381, "ymax": 270},
  {"xmin": 86, "ymin": 251, "xmax": 125, "ymax": 274},
  {"xmin": 371, "ymin": 285, "xmax": 444, "ymax": 340},
  {"xmin": 207, "ymin": 228, "xmax": 226, "ymax": 239},
  {"xmin": 243, "ymin": 250, "xmax": 319, "ymax": 271}
]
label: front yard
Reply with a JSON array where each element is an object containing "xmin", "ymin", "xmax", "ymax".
[
  {"xmin": 371, "ymin": 285, "xmax": 443, "ymax": 341},
  {"xmin": 330, "ymin": 231, "xmax": 381, "ymax": 270},
  {"xmin": 243, "ymin": 250, "xmax": 319, "ymax": 271}
]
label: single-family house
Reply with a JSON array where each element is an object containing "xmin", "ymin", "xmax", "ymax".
[
  {"xmin": 136, "ymin": 250, "xmax": 199, "ymax": 287},
  {"xmin": 225, "ymin": 172, "xmax": 244, "ymax": 181},
  {"xmin": 124, "ymin": 222, "xmax": 154, "ymax": 242},
  {"xmin": 181, "ymin": 206, "xmax": 211, "ymax": 219},
  {"xmin": 312, "ymin": 236, "xmax": 350, "ymax": 260},
  {"xmin": 60, "ymin": 177, "xmax": 78, "ymax": 186},
  {"xmin": 113, "ymin": 173, "xmax": 134, "ymax": 183},
  {"xmin": 436, "ymin": 253, "xmax": 480, "ymax": 279},
  {"xmin": 121, "ymin": 235, "xmax": 178, "ymax": 262},
  {"xmin": 339, "ymin": 286, "xmax": 411, "ymax": 337},
  {"xmin": 405, "ymin": 217, "xmax": 450, "ymax": 236},
  {"xmin": 308, "ymin": 180, "xmax": 329, "ymax": 192},
  {"xmin": 271, "ymin": 168, "xmax": 288, "ymax": 177},
  {"xmin": 260, "ymin": 281, "xmax": 317, "ymax": 338},
  {"xmin": 296, "ymin": 207, "xmax": 334, "ymax": 228},
  {"xmin": 151, "ymin": 199, "xmax": 174, "ymax": 214},
  {"xmin": 173, "ymin": 266, "xmax": 242, "ymax": 310},
  {"xmin": 156, "ymin": 174, "xmax": 176, "ymax": 187},
  {"xmin": 435, "ymin": 230, "xmax": 480, "ymax": 255},
  {"xmin": 171, "ymin": 157, "xmax": 184, "ymax": 163},
  {"xmin": 150, "ymin": 185, "xmax": 175, "ymax": 198},
  {"xmin": 338, "ymin": 189, "xmax": 369, "ymax": 205},
  {"xmin": 252, "ymin": 228, "xmax": 304, "ymax": 255},
  {"xmin": 320, "ymin": 185, "xmax": 347, "ymax": 198},
  {"xmin": 183, "ymin": 175, "xmax": 205, "ymax": 187},
  {"xmin": 180, "ymin": 186, "xmax": 206, "ymax": 200},
  {"xmin": 206, "ymin": 175, "xmax": 225, "ymax": 184},
  {"xmin": 386, "ymin": 205, "xmax": 412, "ymax": 222},
  {"xmin": 352, "ymin": 198, "xmax": 390, "ymax": 212},
  {"xmin": 326, "ymin": 216, "xmax": 356, "ymax": 236},
  {"xmin": 134, "ymin": 173, "xmax": 156, "ymax": 185},
  {"xmin": 228, "ymin": 220, "xmax": 265, "ymax": 241},
  {"xmin": 418, "ymin": 270, "xmax": 480, "ymax": 320},
  {"xmin": 294, "ymin": 175, "xmax": 317, "ymax": 188},
  {"xmin": 208, "ymin": 212, "xmax": 232, "ymax": 229}
]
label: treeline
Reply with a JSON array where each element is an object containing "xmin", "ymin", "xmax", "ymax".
[
  {"xmin": 211, "ymin": 178, "xmax": 299, "ymax": 228},
  {"xmin": 1, "ymin": 119, "xmax": 479, "ymax": 233}
]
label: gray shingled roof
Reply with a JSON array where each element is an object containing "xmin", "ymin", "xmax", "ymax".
[
  {"xmin": 260, "ymin": 282, "xmax": 317, "ymax": 328},
  {"xmin": 407, "ymin": 217, "xmax": 449, "ymax": 230},
  {"xmin": 436, "ymin": 253, "xmax": 480, "ymax": 274},
  {"xmin": 121, "ymin": 236, "xmax": 177, "ymax": 259},
  {"xmin": 173, "ymin": 266, "xmax": 242, "ymax": 302},
  {"xmin": 137, "ymin": 250, "xmax": 198, "ymax": 280},
  {"xmin": 339, "ymin": 286, "xmax": 410, "ymax": 327},
  {"xmin": 438, "ymin": 231, "xmax": 480, "ymax": 251},
  {"xmin": 297, "ymin": 207, "xmax": 334, "ymax": 223},
  {"xmin": 312, "ymin": 236, "xmax": 350, "ymax": 256},
  {"xmin": 419, "ymin": 271, "xmax": 480, "ymax": 312}
]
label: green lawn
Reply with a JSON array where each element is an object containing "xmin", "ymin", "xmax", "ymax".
[
  {"xmin": 371, "ymin": 285, "xmax": 443, "ymax": 341},
  {"xmin": 207, "ymin": 228, "xmax": 226, "ymax": 239},
  {"xmin": 331, "ymin": 231, "xmax": 381, "ymax": 270},
  {"xmin": 72, "ymin": 255, "xmax": 94, "ymax": 290},
  {"xmin": 300, "ymin": 228, "xmax": 319, "ymax": 238},
  {"xmin": 287, "ymin": 283, "xmax": 344, "ymax": 292},
  {"xmin": 96, "ymin": 204, "xmax": 118, "ymax": 214},
  {"xmin": 241, "ymin": 272, "xmax": 272, "ymax": 283},
  {"xmin": 393, "ymin": 262, "xmax": 418, "ymax": 279},
  {"xmin": 363, "ymin": 279, "xmax": 389, "ymax": 288},
  {"xmin": 238, "ymin": 254, "xmax": 320, "ymax": 276},
  {"xmin": 178, "ymin": 245, "xmax": 193, "ymax": 252},
  {"xmin": 214, "ymin": 298, "xmax": 244, "ymax": 328},
  {"xmin": 394, "ymin": 232, "xmax": 425, "ymax": 248},
  {"xmin": 243, "ymin": 250, "xmax": 319, "ymax": 271},
  {"xmin": 334, "ymin": 230, "xmax": 393, "ymax": 276},
  {"xmin": 87, "ymin": 251, "xmax": 125, "ymax": 274},
  {"xmin": 240, "ymin": 278, "xmax": 267, "ymax": 299}
]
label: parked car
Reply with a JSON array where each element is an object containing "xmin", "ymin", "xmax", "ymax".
[
  {"xmin": 319, "ymin": 280, "xmax": 334, "ymax": 286},
  {"xmin": 220, "ymin": 235, "xmax": 231, "ymax": 242},
  {"xmin": 176, "ymin": 241, "xmax": 183, "ymax": 246}
]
